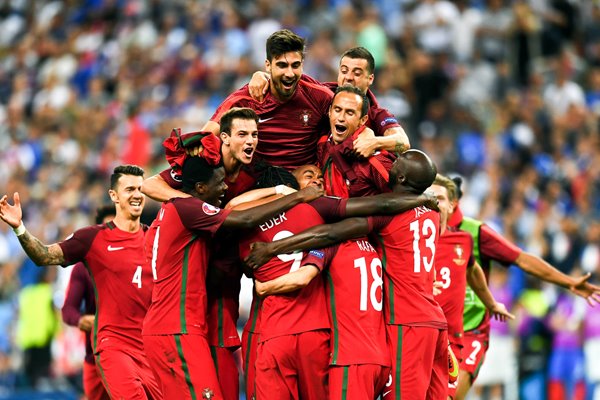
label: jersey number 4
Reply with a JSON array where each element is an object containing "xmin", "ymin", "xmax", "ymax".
[{"xmin": 409, "ymin": 219, "xmax": 436, "ymax": 273}]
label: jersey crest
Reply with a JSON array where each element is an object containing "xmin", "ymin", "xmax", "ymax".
[
  {"xmin": 300, "ymin": 110, "xmax": 312, "ymax": 127},
  {"xmin": 453, "ymin": 245, "xmax": 466, "ymax": 266}
]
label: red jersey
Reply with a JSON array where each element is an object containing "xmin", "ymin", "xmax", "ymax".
[
  {"xmin": 435, "ymin": 229, "xmax": 474, "ymax": 346},
  {"xmin": 143, "ymin": 197, "xmax": 231, "ymax": 336},
  {"xmin": 318, "ymin": 134, "xmax": 395, "ymax": 197},
  {"xmin": 239, "ymin": 197, "xmax": 347, "ymax": 342},
  {"xmin": 210, "ymin": 78, "xmax": 332, "ymax": 170},
  {"xmin": 371, "ymin": 206, "xmax": 447, "ymax": 328},
  {"xmin": 62, "ymin": 262, "xmax": 96, "ymax": 364},
  {"xmin": 59, "ymin": 222, "xmax": 152, "ymax": 353},
  {"xmin": 323, "ymin": 81, "xmax": 402, "ymax": 136},
  {"xmin": 159, "ymin": 165, "xmax": 257, "ymax": 205},
  {"xmin": 323, "ymin": 238, "xmax": 389, "ymax": 367}
]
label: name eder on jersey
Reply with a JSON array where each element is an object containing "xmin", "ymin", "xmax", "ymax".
[{"xmin": 259, "ymin": 212, "xmax": 288, "ymax": 232}]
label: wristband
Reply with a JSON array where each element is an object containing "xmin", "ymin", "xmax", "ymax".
[
  {"xmin": 13, "ymin": 222, "xmax": 26, "ymax": 237},
  {"xmin": 275, "ymin": 185, "xmax": 286, "ymax": 195}
]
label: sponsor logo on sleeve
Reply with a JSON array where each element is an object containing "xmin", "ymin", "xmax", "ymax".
[
  {"xmin": 308, "ymin": 250, "xmax": 324, "ymax": 259},
  {"xmin": 380, "ymin": 117, "xmax": 398, "ymax": 126}
]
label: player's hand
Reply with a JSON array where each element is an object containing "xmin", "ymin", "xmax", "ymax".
[
  {"xmin": 568, "ymin": 272, "xmax": 600, "ymax": 306},
  {"xmin": 489, "ymin": 302, "xmax": 515, "ymax": 322},
  {"xmin": 420, "ymin": 192, "xmax": 440, "ymax": 212},
  {"xmin": 280, "ymin": 185, "xmax": 298, "ymax": 195},
  {"xmin": 0, "ymin": 192, "xmax": 23, "ymax": 229},
  {"xmin": 245, "ymin": 242, "xmax": 273, "ymax": 269},
  {"xmin": 185, "ymin": 145, "xmax": 203, "ymax": 157},
  {"xmin": 248, "ymin": 71, "xmax": 270, "ymax": 102},
  {"xmin": 253, "ymin": 280, "xmax": 268, "ymax": 298},
  {"xmin": 297, "ymin": 185, "xmax": 324, "ymax": 202},
  {"xmin": 433, "ymin": 280, "xmax": 443, "ymax": 296},
  {"xmin": 352, "ymin": 127, "xmax": 378, "ymax": 158},
  {"xmin": 77, "ymin": 315, "xmax": 95, "ymax": 332}
]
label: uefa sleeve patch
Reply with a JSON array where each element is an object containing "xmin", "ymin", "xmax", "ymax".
[
  {"xmin": 380, "ymin": 117, "xmax": 398, "ymax": 126},
  {"xmin": 202, "ymin": 202, "xmax": 220, "ymax": 215},
  {"xmin": 308, "ymin": 250, "xmax": 324, "ymax": 259},
  {"xmin": 170, "ymin": 169, "xmax": 182, "ymax": 182}
]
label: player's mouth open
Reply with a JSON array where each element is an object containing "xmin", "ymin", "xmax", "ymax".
[
  {"xmin": 281, "ymin": 79, "xmax": 295, "ymax": 89},
  {"xmin": 335, "ymin": 124, "xmax": 347, "ymax": 133},
  {"xmin": 243, "ymin": 148, "xmax": 254, "ymax": 156},
  {"xmin": 130, "ymin": 201, "xmax": 142, "ymax": 207}
]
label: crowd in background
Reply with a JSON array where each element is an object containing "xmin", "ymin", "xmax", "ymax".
[{"xmin": 0, "ymin": 0, "xmax": 599, "ymax": 399}]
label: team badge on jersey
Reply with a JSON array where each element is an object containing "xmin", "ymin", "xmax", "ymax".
[
  {"xmin": 453, "ymin": 245, "xmax": 466, "ymax": 266},
  {"xmin": 202, "ymin": 388, "xmax": 215, "ymax": 399},
  {"xmin": 300, "ymin": 110, "xmax": 312, "ymax": 126},
  {"xmin": 170, "ymin": 168, "xmax": 182, "ymax": 183},
  {"xmin": 202, "ymin": 202, "xmax": 220, "ymax": 216}
]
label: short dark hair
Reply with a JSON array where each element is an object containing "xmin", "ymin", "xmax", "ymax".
[
  {"xmin": 220, "ymin": 107, "xmax": 259, "ymax": 135},
  {"xmin": 95, "ymin": 204, "xmax": 116, "ymax": 224},
  {"xmin": 266, "ymin": 29, "xmax": 305, "ymax": 61},
  {"xmin": 333, "ymin": 86, "xmax": 370, "ymax": 118},
  {"xmin": 340, "ymin": 47, "xmax": 375, "ymax": 74},
  {"xmin": 110, "ymin": 165, "xmax": 144, "ymax": 190},
  {"xmin": 181, "ymin": 156, "xmax": 222, "ymax": 192},
  {"xmin": 255, "ymin": 165, "xmax": 300, "ymax": 190}
]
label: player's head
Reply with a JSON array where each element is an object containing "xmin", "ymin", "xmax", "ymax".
[
  {"xmin": 292, "ymin": 164, "xmax": 324, "ymax": 191},
  {"xmin": 109, "ymin": 165, "xmax": 145, "ymax": 220},
  {"xmin": 255, "ymin": 165, "xmax": 300, "ymax": 191},
  {"xmin": 95, "ymin": 204, "xmax": 116, "ymax": 224},
  {"xmin": 429, "ymin": 174, "xmax": 458, "ymax": 229},
  {"xmin": 220, "ymin": 107, "xmax": 259, "ymax": 166},
  {"xmin": 182, "ymin": 156, "xmax": 228, "ymax": 207},
  {"xmin": 265, "ymin": 29, "xmax": 305, "ymax": 102},
  {"xmin": 329, "ymin": 86, "xmax": 369, "ymax": 145},
  {"xmin": 338, "ymin": 47, "xmax": 375, "ymax": 94},
  {"xmin": 389, "ymin": 150, "xmax": 437, "ymax": 195}
]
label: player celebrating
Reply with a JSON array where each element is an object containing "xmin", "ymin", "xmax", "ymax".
[
  {"xmin": 0, "ymin": 165, "xmax": 162, "ymax": 400},
  {"xmin": 142, "ymin": 152, "xmax": 323, "ymax": 400}
]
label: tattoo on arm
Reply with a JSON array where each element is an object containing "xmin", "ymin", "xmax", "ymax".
[{"xmin": 18, "ymin": 231, "xmax": 65, "ymax": 266}]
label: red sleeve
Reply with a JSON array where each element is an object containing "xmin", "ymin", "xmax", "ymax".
[
  {"xmin": 159, "ymin": 167, "xmax": 183, "ymax": 190},
  {"xmin": 368, "ymin": 154, "xmax": 395, "ymax": 192},
  {"xmin": 210, "ymin": 87, "xmax": 254, "ymax": 123},
  {"xmin": 302, "ymin": 249, "xmax": 327, "ymax": 271},
  {"xmin": 61, "ymin": 262, "xmax": 87, "ymax": 326},
  {"xmin": 479, "ymin": 224, "xmax": 522, "ymax": 265},
  {"xmin": 58, "ymin": 226, "xmax": 100, "ymax": 266},
  {"xmin": 309, "ymin": 196, "xmax": 348, "ymax": 222},
  {"xmin": 367, "ymin": 106, "xmax": 401, "ymax": 137},
  {"xmin": 173, "ymin": 198, "xmax": 232, "ymax": 236}
]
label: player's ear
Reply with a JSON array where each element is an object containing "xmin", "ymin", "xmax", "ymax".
[
  {"xmin": 220, "ymin": 132, "xmax": 229, "ymax": 146},
  {"xmin": 108, "ymin": 189, "xmax": 118, "ymax": 203},
  {"xmin": 359, "ymin": 114, "xmax": 368, "ymax": 126},
  {"xmin": 265, "ymin": 59, "xmax": 270, "ymax": 72},
  {"xmin": 194, "ymin": 182, "xmax": 207, "ymax": 195}
]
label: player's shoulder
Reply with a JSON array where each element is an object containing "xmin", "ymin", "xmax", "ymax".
[
  {"xmin": 444, "ymin": 228, "xmax": 474, "ymax": 245},
  {"xmin": 298, "ymin": 78, "xmax": 334, "ymax": 99}
]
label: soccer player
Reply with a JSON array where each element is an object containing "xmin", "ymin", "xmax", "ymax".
[
  {"xmin": 62, "ymin": 205, "xmax": 115, "ymax": 400},
  {"xmin": 0, "ymin": 165, "xmax": 162, "ymax": 400},
  {"xmin": 429, "ymin": 175, "xmax": 514, "ymax": 399},
  {"xmin": 447, "ymin": 177, "xmax": 600, "ymax": 400},
  {"xmin": 141, "ymin": 155, "xmax": 324, "ymax": 400},
  {"xmin": 244, "ymin": 150, "xmax": 449, "ymax": 400},
  {"xmin": 248, "ymin": 46, "xmax": 411, "ymax": 157},
  {"xmin": 143, "ymin": 107, "xmax": 261, "ymax": 204},
  {"xmin": 201, "ymin": 29, "xmax": 333, "ymax": 170},
  {"xmin": 319, "ymin": 86, "xmax": 396, "ymax": 197}
]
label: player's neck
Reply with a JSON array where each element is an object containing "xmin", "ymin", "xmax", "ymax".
[
  {"xmin": 112, "ymin": 215, "xmax": 141, "ymax": 233},
  {"xmin": 222, "ymin": 151, "xmax": 242, "ymax": 182}
]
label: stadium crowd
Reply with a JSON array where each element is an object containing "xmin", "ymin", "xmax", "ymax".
[{"xmin": 0, "ymin": 0, "xmax": 600, "ymax": 399}]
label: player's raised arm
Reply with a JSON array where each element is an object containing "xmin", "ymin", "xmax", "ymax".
[
  {"xmin": 245, "ymin": 217, "xmax": 370, "ymax": 269},
  {"xmin": 142, "ymin": 173, "xmax": 190, "ymax": 202},
  {"xmin": 0, "ymin": 192, "xmax": 65, "ymax": 266},
  {"xmin": 467, "ymin": 262, "xmax": 515, "ymax": 321}
]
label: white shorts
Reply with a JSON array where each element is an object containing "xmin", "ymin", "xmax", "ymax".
[
  {"xmin": 584, "ymin": 338, "xmax": 600, "ymax": 382},
  {"xmin": 474, "ymin": 333, "xmax": 517, "ymax": 386}
]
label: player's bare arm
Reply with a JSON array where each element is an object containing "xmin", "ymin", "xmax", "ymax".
[
  {"xmin": 225, "ymin": 186, "xmax": 297, "ymax": 210},
  {"xmin": 352, "ymin": 126, "xmax": 411, "ymax": 158},
  {"xmin": 467, "ymin": 262, "xmax": 515, "ymax": 321},
  {"xmin": 223, "ymin": 185, "xmax": 323, "ymax": 229},
  {"xmin": 142, "ymin": 174, "xmax": 190, "ymax": 202},
  {"xmin": 0, "ymin": 192, "xmax": 65, "ymax": 266},
  {"xmin": 245, "ymin": 217, "xmax": 370, "ymax": 269},
  {"xmin": 516, "ymin": 251, "xmax": 600, "ymax": 305},
  {"xmin": 345, "ymin": 191, "xmax": 439, "ymax": 216},
  {"xmin": 254, "ymin": 264, "xmax": 320, "ymax": 297}
]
